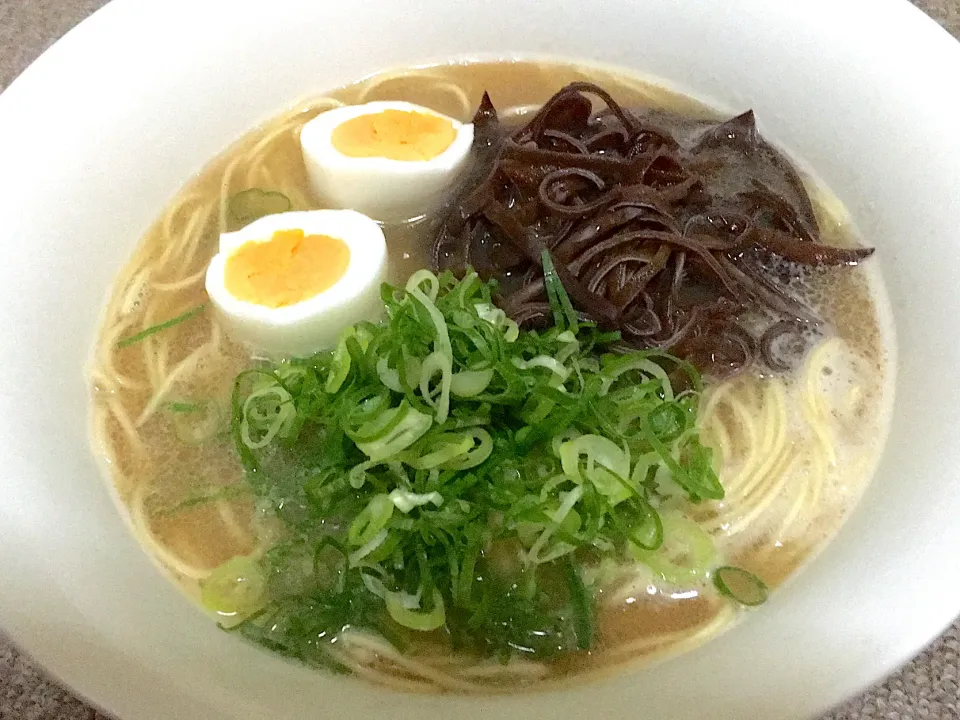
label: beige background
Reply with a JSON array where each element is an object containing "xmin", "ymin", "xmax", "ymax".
[{"xmin": 0, "ymin": 0, "xmax": 958, "ymax": 718}]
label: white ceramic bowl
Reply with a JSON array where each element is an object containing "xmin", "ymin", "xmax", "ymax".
[{"xmin": 1, "ymin": 0, "xmax": 959, "ymax": 718}]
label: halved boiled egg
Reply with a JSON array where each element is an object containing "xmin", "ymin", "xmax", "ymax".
[
  {"xmin": 300, "ymin": 101, "xmax": 474, "ymax": 222},
  {"xmin": 205, "ymin": 209, "xmax": 387, "ymax": 358}
]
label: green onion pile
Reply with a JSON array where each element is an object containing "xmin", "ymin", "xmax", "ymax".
[{"xmin": 205, "ymin": 253, "xmax": 764, "ymax": 667}]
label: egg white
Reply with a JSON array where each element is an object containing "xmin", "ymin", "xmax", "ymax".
[
  {"xmin": 300, "ymin": 101, "xmax": 474, "ymax": 222},
  {"xmin": 205, "ymin": 209, "xmax": 387, "ymax": 358}
]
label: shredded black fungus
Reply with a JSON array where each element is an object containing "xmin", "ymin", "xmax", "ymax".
[{"xmin": 433, "ymin": 84, "xmax": 874, "ymax": 377}]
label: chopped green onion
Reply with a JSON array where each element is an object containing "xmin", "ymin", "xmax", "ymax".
[
  {"xmin": 474, "ymin": 302, "xmax": 520, "ymax": 343},
  {"xmin": 167, "ymin": 401, "xmax": 206, "ymax": 413},
  {"xmin": 559, "ymin": 434, "xmax": 632, "ymax": 504},
  {"xmin": 713, "ymin": 566, "xmax": 769, "ymax": 606},
  {"xmin": 527, "ymin": 485, "xmax": 584, "ymax": 564},
  {"xmin": 348, "ymin": 397, "xmax": 410, "ymax": 444},
  {"xmin": 563, "ymin": 557, "xmax": 593, "ymax": 650},
  {"xmin": 406, "ymin": 428, "xmax": 493, "ymax": 471},
  {"xmin": 386, "ymin": 589, "xmax": 446, "ymax": 631},
  {"xmin": 348, "ymin": 494, "xmax": 394, "ymax": 547},
  {"xmin": 228, "ymin": 268, "xmax": 725, "ymax": 663},
  {"xmin": 406, "ymin": 269, "xmax": 440, "ymax": 301},
  {"xmin": 450, "ymin": 368, "xmax": 495, "ymax": 397},
  {"xmin": 353, "ymin": 403, "xmax": 433, "ymax": 461},
  {"xmin": 116, "ymin": 304, "xmax": 205, "ymax": 348},
  {"xmin": 600, "ymin": 353, "xmax": 675, "ymax": 399},
  {"xmin": 240, "ymin": 384, "xmax": 295, "ymax": 450},
  {"xmin": 621, "ymin": 498, "xmax": 664, "ymax": 551},
  {"xmin": 348, "ymin": 529, "xmax": 389, "ymax": 566},
  {"xmin": 326, "ymin": 332, "xmax": 353, "ymax": 393},
  {"xmin": 407, "ymin": 272, "xmax": 453, "ymax": 424},
  {"xmin": 201, "ymin": 555, "xmax": 266, "ymax": 617},
  {"xmin": 228, "ymin": 188, "xmax": 292, "ymax": 227},
  {"xmin": 404, "ymin": 431, "xmax": 473, "ymax": 469},
  {"xmin": 542, "ymin": 249, "xmax": 579, "ymax": 333},
  {"xmin": 641, "ymin": 412, "xmax": 723, "ymax": 501},
  {"xmin": 631, "ymin": 512, "xmax": 717, "ymax": 586},
  {"xmin": 513, "ymin": 355, "xmax": 570, "ymax": 381},
  {"xmin": 418, "ymin": 351, "xmax": 452, "ymax": 423},
  {"xmin": 443, "ymin": 428, "xmax": 493, "ymax": 470},
  {"xmin": 388, "ymin": 489, "xmax": 443, "ymax": 513}
]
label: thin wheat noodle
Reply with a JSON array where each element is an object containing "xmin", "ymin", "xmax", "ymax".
[
  {"xmin": 726, "ymin": 450, "xmax": 798, "ymax": 536},
  {"xmin": 105, "ymin": 396, "xmax": 145, "ymax": 455},
  {"xmin": 339, "ymin": 631, "xmax": 490, "ymax": 693},
  {"xmin": 152, "ymin": 267, "xmax": 207, "ymax": 292},
  {"xmin": 803, "ymin": 339, "xmax": 840, "ymax": 466},
  {"xmin": 130, "ymin": 481, "xmax": 214, "ymax": 581},
  {"xmin": 327, "ymin": 648, "xmax": 437, "ymax": 693},
  {"xmin": 136, "ymin": 321, "xmax": 222, "ymax": 426},
  {"xmin": 216, "ymin": 499, "xmax": 251, "ymax": 547},
  {"xmin": 95, "ymin": 323, "xmax": 149, "ymax": 391},
  {"xmin": 357, "ymin": 71, "xmax": 472, "ymax": 119}
]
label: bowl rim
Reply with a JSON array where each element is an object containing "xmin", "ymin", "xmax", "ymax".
[{"xmin": 2, "ymin": 0, "xmax": 960, "ymax": 719}]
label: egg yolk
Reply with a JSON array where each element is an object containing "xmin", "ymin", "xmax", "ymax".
[
  {"xmin": 225, "ymin": 229, "xmax": 350, "ymax": 308},
  {"xmin": 331, "ymin": 109, "xmax": 457, "ymax": 161}
]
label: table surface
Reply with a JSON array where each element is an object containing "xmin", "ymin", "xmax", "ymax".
[{"xmin": 1, "ymin": 1, "xmax": 959, "ymax": 718}]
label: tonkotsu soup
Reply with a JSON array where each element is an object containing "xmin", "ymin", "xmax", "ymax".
[{"xmin": 88, "ymin": 60, "xmax": 892, "ymax": 692}]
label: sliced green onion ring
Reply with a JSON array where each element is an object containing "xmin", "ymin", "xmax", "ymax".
[
  {"xmin": 559, "ymin": 434, "xmax": 632, "ymax": 503},
  {"xmin": 201, "ymin": 555, "xmax": 266, "ymax": 618},
  {"xmin": 348, "ymin": 494, "xmax": 394, "ymax": 547},
  {"xmin": 631, "ymin": 512, "xmax": 717, "ymax": 586},
  {"xmin": 406, "ymin": 269, "xmax": 440, "ymax": 302},
  {"xmin": 229, "ymin": 188, "xmax": 292, "ymax": 226},
  {"xmin": 353, "ymin": 404, "xmax": 433, "ymax": 461},
  {"xmin": 325, "ymin": 327, "xmax": 356, "ymax": 393},
  {"xmin": 240, "ymin": 385, "xmax": 295, "ymax": 450},
  {"xmin": 713, "ymin": 566, "xmax": 769, "ymax": 606},
  {"xmin": 442, "ymin": 428, "xmax": 493, "ymax": 470},
  {"xmin": 625, "ymin": 500, "xmax": 664, "ymax": 552},
  {"xmin": 348, "ymin": 529, "xmax": 389, "ymax": 566},
  {"xmin": 600, "ymin": 354, "xmax": 674, "ymax": 399},
  {"xmin": 450, "ymin": 368, "xmax": 495, "ymax": 397},
  {"xmin": 386, "ymin": 589, "xmax": 446, "ymax": 631},
  {"xmin": 404, "ymin": 432, "xmax": 474, "ymax": 470},
  {"xmin": 349, "ymin": 398, "xmax": 409, "ymax": 444},
  {"xmin": 376, "ymin": 357, "xmax": 404, "ymax": 392}
]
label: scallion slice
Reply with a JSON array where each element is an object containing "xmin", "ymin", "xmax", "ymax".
[
  {"xmin": 201, "ymin": 555, "xmax": 266, "ymax": 618},
  {"xmin": 228, "ymin": 188, "xmax": 292, "ymax": 227},
  {"xmin": 563, "ymin": 557, "xmax": 593, "ymax": 650},
  {"xmin": 713, "ymin": 566, "xmax": 769, "ymax": 606},
  {"xmin": 386, "ymin": 589, "xmax": 446, "ymax": 632}
]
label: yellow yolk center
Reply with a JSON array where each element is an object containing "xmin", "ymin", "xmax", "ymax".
[
  {"xmin": 225, "ymin": 229, "xmax": 350, "ymax": 308},
  {"xmin": 331, "ymin": 109, "xmax": 457, "ymax": 161}
]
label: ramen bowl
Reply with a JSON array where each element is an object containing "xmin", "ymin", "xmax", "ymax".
[{"xmin": 0, "ymin": 0, "xmax": 959, "ymax": 718}]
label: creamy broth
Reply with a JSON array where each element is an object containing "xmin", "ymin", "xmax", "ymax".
[{"xmin": 89, "ymin": 60, "xmax": 890, "ymax": 691}]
